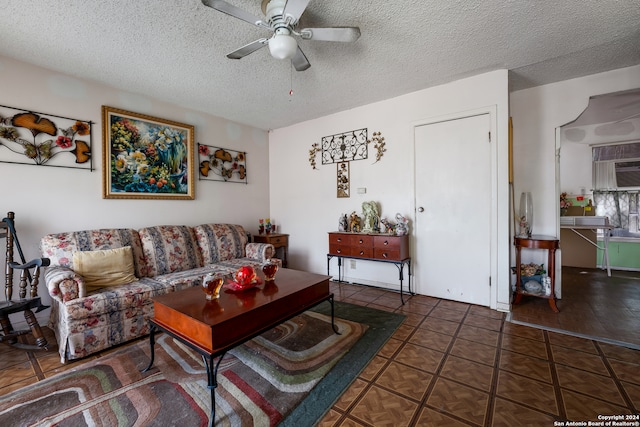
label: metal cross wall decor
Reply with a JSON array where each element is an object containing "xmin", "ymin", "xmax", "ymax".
[{"xmin": 321, "ymin": 128, "xmax": 368, "ymax": 165}]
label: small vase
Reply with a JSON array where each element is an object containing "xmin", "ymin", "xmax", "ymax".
[
  {"xmin": 519, "ymin": 192, "xmax": 533, "ymax": 237},
  {"xmin": 262, "ymin": 258, "xmax": 279, "ymax": 281},
  {"xmin": 202, "ymin": 274, "xmax": 224, "ymax": 300}
]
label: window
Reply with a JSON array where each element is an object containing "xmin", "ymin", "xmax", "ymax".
[
  {"xmin": 593, "ymin": 142, "xmax": 640, "ymax": 190},
  {"xmin": 593, "ymin": 142, "xmax": 640, "ymax": 237}
]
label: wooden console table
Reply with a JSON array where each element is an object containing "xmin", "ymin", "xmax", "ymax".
[
  {"xmin": 253, "ymin": 233, "xmax": 288, "ymax": 267},
  {"xmin": 513, "ymin": 235, "xmax": 560, "ymax": 312},
  {"xmin": 326, "ymin": 232, "xmax": 413, "ymax": 304}
]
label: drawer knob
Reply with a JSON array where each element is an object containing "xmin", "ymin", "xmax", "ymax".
[
  {"xmin": 337, "ymin": 249, "xmax": 341, "ymax": 254},
  {"xmin": 360, "ymin": 250, "xmax": 364, "ymax": 255},
  {"xmin": 359, "ymin": 239, "xmax": 363, "ymax": 244},
  {"xmin": 337, "ymin": 238, "xmax": 342, "ymax": 242},
  {"xmin": 383, "ymin": 240, "xmax": 389, "ymax": 245},
  {"xmin": 382, "ymin": 253, "xmax": 388, "ymax": 258}
]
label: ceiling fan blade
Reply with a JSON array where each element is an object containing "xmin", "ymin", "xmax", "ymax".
[
  {"xmin": 291, "ymin": 46, "xmax": 311, "ymax": 71},
  {"xmin": 201, "ymin": 0, "xmax": 268, "ymax": 29},
  {"xmin": 282, "ymin": 0, "xmax": 311, "ymax": 24},
  {"xmin": 300, "ymin": 27, "xmax": 361, "ymax": 43},
  {"xmin": 227, "ymin": 38, "xmax": 269, "ymax": 59}
]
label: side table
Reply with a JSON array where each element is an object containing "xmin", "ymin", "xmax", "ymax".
[
  {"xmin": 513, "ymin": 235, "xmax": 560, "ymax": 312},
  {"xmin": 253, "ymin": 233, "xmax": 289, "ymax": 267}
]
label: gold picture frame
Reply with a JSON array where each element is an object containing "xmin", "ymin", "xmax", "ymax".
[{"xmin": 102, "ymin": 106, "xmax": 195, "ymax": 199}]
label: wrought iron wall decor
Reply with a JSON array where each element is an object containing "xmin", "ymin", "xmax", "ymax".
[
  {"xmin": 321, "ymin": 128, "xmax": 368, "ymax": 165},
  {"xmin": 198, "ymin": 143, "xmax": 247, "ymax": 184},
  {"xmin": 337, "ymin": 161, "xmax": 350, "ymax": 198},
  {"xmin": 0, "ymin": 104, "xmax": 92, "ymax": 170}
]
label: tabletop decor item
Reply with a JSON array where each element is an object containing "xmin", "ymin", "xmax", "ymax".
[
  {"xmin": 519, "ymin": 191, "xmax": 533, "ymax": 237},
  {"xmin": 226, "ymin": 265, "xmax": 262, "ymax": 291},
  {"xmin": 202, "ymin": 273, "xmax": 224, "ymax": 300},
  {"xmin": 395, "ymin": 213, "xmax": 409, "ymax": 236},
  {"xmin": 262, "ymin": 258, "xmax": 279, "ymax": 281},
  {"xmin": 102, "ymin": 106, "xmax": 194, "ymax": 199},
  {"xmin": 0, "ymin": 104, "xmax": 93, "ymax": 170}
]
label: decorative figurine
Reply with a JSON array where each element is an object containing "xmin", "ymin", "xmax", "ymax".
[
  {"xmin": 338, "ymin": 214, "xmax": 348, "ymax": 232},
  {"xmin": 258, "ymin": 218, "xmax": 265, "ymax": 234},
  {"xmin": 380, "ymin": 217, "xmax": 396, "ymax": 235},
  {"xmin": 349, "ymin": 211, "xmax": 361, "ymax": 233},
  {"xmin": 361, "ymin": 201, "xmax": 380, "ymax": 233},
  {"xmin": 265, "ymin": 218, "xmax": 272, "ymax": 234},
  {"xmin": 395, "ymin": 213, "xmax": 409, "ymax": 236}
]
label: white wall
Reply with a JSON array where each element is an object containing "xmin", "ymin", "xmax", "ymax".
[
  {"xmin": 0, "ymin": 56, "xmax": 270, "ymax": 314},
  {"xmin": 269, "ymin": 70, "xmax": 511, "ymax": 311},
  {"xmin": 510, "ymin": 65, "xmax": 640, "ymax": 272},
  {"xmin": 560, "ymin": 141, "xmax": 592, "ymax": 196}
]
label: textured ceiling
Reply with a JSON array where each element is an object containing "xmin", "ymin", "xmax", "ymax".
[{"xmin": 0, "ymin": 0, "xmax": 639, "ymax": 130}]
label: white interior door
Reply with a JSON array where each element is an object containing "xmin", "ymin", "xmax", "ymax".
[{"xmin": 414, "ymin": 113, "xmax": 491, "ymax": 306}]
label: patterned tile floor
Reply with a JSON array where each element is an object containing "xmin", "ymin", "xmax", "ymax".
[
  {"xmin": 1, "ymin": 276, "xmax": 639, "ymax": 426},
  {"xmin": 320, "ymin": 281, "xmax": 640, "ymax": 426}
]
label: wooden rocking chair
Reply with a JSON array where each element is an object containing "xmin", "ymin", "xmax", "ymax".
[{"xmin": 1, "ymin": 212, "xmax": 51, "ymax": 351}]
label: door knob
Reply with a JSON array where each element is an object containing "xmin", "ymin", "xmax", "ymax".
[{"xmin": 418, "ymin": 207, "xmax": 425, "ymax": 212}]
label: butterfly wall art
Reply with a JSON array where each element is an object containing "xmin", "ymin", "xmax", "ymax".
[
  {"xmin": 198, "ymin": 143, "xmax": 247, "ymax": 184},
  {"xmin": 0, "ymin": 104, "xmax": 92, "ymax": 170}
]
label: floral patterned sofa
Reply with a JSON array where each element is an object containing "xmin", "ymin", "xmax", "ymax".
[{"xmin": 40, "ymin": 223, "xmax": 275, "ymax": 363}]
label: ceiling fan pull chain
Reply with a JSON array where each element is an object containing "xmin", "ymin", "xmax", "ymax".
[{"xmin": 289, "ymin": 62, "xmax": 294, "ymax": 98}]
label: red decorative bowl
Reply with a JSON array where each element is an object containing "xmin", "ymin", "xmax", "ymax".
[{"xmin": 225, "ymin": 266, "xmax": 262, "ymax": 291}]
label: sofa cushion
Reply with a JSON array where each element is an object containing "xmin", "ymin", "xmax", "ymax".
[
  {"xmin": 73, "ymin": 246, "xmax": 138, "ymax": 291},
  {"xmin": 138, "ymin": 225, "xmax": 203, "ymax": 277},
  {"xmin": 193, "ymin": 224, "xmax": 249, "ymax": 264},
  {"xmin": 40, "ymin": 228, "xmax": 148, "ymax": 278}
]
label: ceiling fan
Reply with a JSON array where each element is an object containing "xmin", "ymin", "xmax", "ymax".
[{"xmin": 201, "ymin": 0, "xmax": 361, "ymax": 71}]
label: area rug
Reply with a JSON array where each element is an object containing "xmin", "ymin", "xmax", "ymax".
[{"xmin": 0, "ymin": 302, "xmax": 404, "ymax": 427}]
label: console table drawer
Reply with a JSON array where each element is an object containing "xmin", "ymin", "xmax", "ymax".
[
  {"xmin": 329, "ymin": 233, "xmax": 352, "ymax": 245},
  {"xmin": 374, "ymin": 236, "xmax": 401, "ymax": 249},
  {"xmin": 352, "ymin": 247, "xmax": 374, "ymax": 258},
  {"xmin": 352, "ymin": 235, "xmax": 373, "ymax": 248},
  {"xmin": 374, "ymin": 248, "xmax": 402, "ymax": 261},
  {"xmin": 329, "ymin": 244, "xmax": 351, "ymax": 256}
]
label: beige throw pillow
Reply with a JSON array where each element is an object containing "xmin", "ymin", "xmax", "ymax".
[{"xmin": 73, "ymin": 246, "xmax": 138, "ymax": 291}]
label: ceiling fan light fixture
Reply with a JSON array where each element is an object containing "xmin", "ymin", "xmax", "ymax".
[{"xmin": 269, "ymin": 33, "xmax": 297, "ymax": 60}]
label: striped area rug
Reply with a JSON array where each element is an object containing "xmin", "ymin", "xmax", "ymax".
[{"xmin": 0, "ymin": 303, "xmax": 404, "ymax": 426}]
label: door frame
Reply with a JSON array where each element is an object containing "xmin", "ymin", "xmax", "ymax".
[{"xmin": 411, "ymin": 106, "xmax": 503, "ymax": 311}]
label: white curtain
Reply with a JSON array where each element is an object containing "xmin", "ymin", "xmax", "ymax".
[{"xmin": 593, "ymin": 161, "xmax": 617, "ymax": 190}]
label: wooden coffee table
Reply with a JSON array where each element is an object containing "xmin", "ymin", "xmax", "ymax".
[{"xmin": 143, "ymin": 268, "xmax": 336, "ymax": 427}]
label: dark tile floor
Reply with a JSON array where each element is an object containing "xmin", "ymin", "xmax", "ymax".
[
  {"xmin": 509, "ymin": 267, "xmax": 640, "ymax": 349},
  {"xmin": 1, "ymin": 270, "xmax": 639, "ymax": 426}
]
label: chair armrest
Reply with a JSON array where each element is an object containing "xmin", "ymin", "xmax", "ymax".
[
  {"xmin": 245, "ymin": 243, "xmax": 275, "ymax": 262},
  {"xmin": 44, "ymin": 266, "xmax": 87, "ymax": 303},
  {"xmin": 8, "ymin": 257, "xmax": 50, "ymax": 270}
]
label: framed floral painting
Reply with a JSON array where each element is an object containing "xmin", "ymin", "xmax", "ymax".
[{"xmin": 102, "ymin": 106, "xmax": 195, "ymax": 199}]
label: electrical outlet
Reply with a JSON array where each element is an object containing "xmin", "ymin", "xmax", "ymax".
[{"xmin": 350, "ymin": 260, "xmax": 356, "ymax": 269}]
